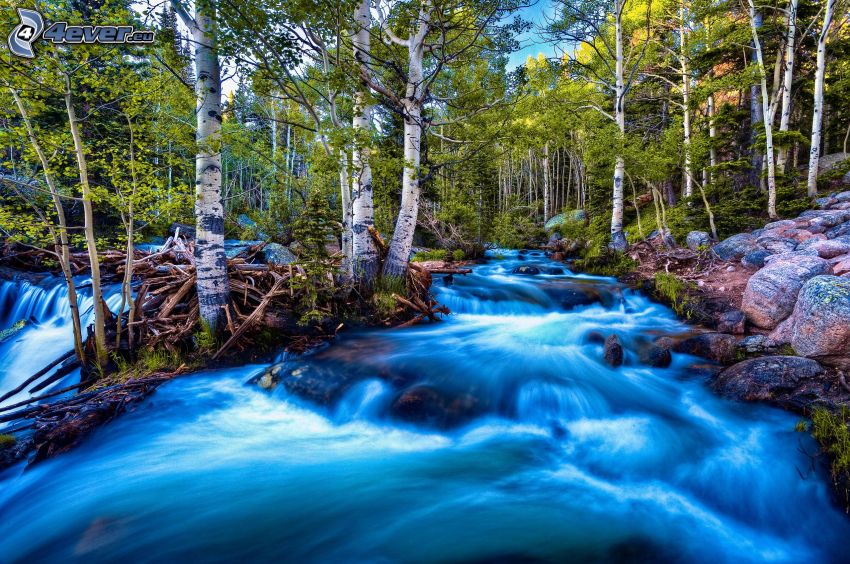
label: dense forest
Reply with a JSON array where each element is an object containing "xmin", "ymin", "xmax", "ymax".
[{"xmin": 2, "ymin": 0, "xmax": 850, "ymax": 560}]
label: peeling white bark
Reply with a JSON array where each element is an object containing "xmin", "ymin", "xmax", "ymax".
[
  {"xmin": 776, "ymin": 0, "xmax": 798, "ymax": 171},
  {"xmin": 610, "ymin": 3, "xmax": 627, "ymax": 252},
  {"xmin": 806, "ymin": 0, "xmax": 837, "ymax": 196}
]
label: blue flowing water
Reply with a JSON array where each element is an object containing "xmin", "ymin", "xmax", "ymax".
[{"xmin": 0, "ymin": 250, "xmax": 848, "ymax": 563}]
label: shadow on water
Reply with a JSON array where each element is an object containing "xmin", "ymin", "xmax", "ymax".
[{"xmin": 0, "ymin": 249, "xmax": 848, "ymax": 562}]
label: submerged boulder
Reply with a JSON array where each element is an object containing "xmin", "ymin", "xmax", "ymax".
[
  {"xmin": 741, "ymin": 255, "xmax": 831, "ymax": 329},
  {"xmin": 603, "ymin": 334, "xmax": 624, "ymax": 367},
  {"xmin": 512, "ymin": 266, "xmax": 541, "ymax": 275},
  {"xmin": 714, "ymin": 356, "xmax": 824, "ymax": 401},
  {"xmin": 636, "ymin": 341, "xmax": 672, "ymax": 368},
  {"xmin": 672, "ymin": 333, "xmax": 738, "ymax": 364},
  {"xmin": 389, "ymin": 385, "xmax": 485, "ymax": 428},
  {"xmin": 788, "ymin": 276, "xmax": 850, "ymax": 364}
]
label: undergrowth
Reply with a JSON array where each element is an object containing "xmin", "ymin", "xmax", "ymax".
[
  {"xmin": 653, "ymin": 272, "xmax": 696, "ymax": 319},
  {"xmin": 811, "ymin": 407, "xmax": 850, "ymax": 486},
  {"xmin": 0, "ymin": 434, "xmax": 15, "ymax": 449},
  {"xmin": 373, "ymin": 275, "xmax": 406, "ymax": 318}
]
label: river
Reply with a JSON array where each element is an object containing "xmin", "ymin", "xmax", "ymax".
[{"xmin": 0, "ymin": 250, "xmax": 848, "ymax": 562}]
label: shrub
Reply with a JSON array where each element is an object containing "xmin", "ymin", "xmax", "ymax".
[
  {"xmin": 811, "ymin": 407, "xmax": 850, "ymax": 483},
  {"xmin": 653, "ymin": 272, "xmax": 696, "ymax": 318},
  {"xmin": 412, "ymin": 249, "xmax": 448, "ymax": 262},
  {"xmin": 451, "ymin": 249, "xmax": 465, "ymax": 262},
  {"xmin": 0, "ymin": 434, "xmax": 15, "ymax": 450}
]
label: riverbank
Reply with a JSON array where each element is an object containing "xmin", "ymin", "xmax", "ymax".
[{"xmin": 550, "ymin": 191, "xmax": 850, "ymax": 511}]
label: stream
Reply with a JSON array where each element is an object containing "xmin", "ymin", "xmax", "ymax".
[{"xmin": 1, "ymin": 250, "xmax": 848, "ymax": 562}]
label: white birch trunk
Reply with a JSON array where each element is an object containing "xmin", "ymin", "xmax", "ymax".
[
  {"xmin": 680, "ymin": 2, "xmax": 693, "ymax": 198},
  {"xmin": 543, "ymin": 142, "xmax": 550, "ymax": 221},
  {"xmin": 747, "ymin": 0, "xmax": 779, "ymax": 218},
  {"xmin": 61, "ymin": 67, "xmax": 108, "ymax": 366},
  {"xmin": 806, "ymin": 0, "xmax": 837, "ymax": 196},
  {"xmin": 188, "ymin": 0, "xmax": 230, "ymax": 330},
  {"xmin": 351, "ymin": 0, "xmax": 379, "ymax": 286},
  {"xmin": 708, "ymin": 93, "xmax": 717, "ymax": 179},
  {"xmin": 610, "ymin": 3, "xmax": 627, "ymax": 252},
  {"xmin": 339, "ymin": 152, "xmax": 353, "ymax": 278},
  {"xmin": 383, "ymin": 4, "xmax": 430, "ymax": 277},
  {"xmin": 776, "ymin": 0, "xmax": 798, "ymax": 171}
]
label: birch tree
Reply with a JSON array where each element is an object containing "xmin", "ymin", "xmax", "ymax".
[
  {"xmin": 745, "ymin": 0, "xmax": 778, "ymax": 218},
  {"xmin": 775, "ymin": 0, "xmax": 798, "ymax": 171},
  {"xmin": 806, "ymin": 0, "xmax": 839, "ymax": 196},
  {"xmin": 173, "ymin": 0, "xmax": 231, "ymax": 331},
  {"xmin": 351, "ymin": 0, "xmax": 380, "ymax": 286},
  {"xmin": 548, "ymin": 0, "xmax": 653, "ymax": 251}
]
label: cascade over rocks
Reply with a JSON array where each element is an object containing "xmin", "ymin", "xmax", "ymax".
[{"xmin": 672, "ymin": 333, "xmax": 738, "ymax": 364}]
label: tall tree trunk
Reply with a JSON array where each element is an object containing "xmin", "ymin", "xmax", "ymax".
[
  {"xmin": 383, "ymin": 3, "xmax": 430, "ymax": 277},
  {"xmin": 610, "ymin": 3, "xmax": 627, "ymax": 252},
  {"xmin": 747, "ymin": 0, "xmax": 778, "ymax": 218},
  {"xmin": 60, "ymin": 64, "xmax": 108, "ymax": 366},
  {"xmin": 181, "ymin": 0, "xmax": 230, "ymax": 331},
  {"xmin": 9, "ymin": 87, "xmax": 85, "ymax": 362},
  {"xmin": 776, "ymin": 0, "xmax": 798, "ymax": 171},
  {"xmin": 749, "ymin": 10, "xmax": 764, "ymax": 187},
  {"xmin": 806, "ymin": 0, "xmax": 837, "ymax": 196},
  {"xmin": 708, "ymin": 93, "xmax": 717, "ymax": 180},
  {"xmin": 680, "ymin": 1, "xmax": 693, "ymax": 198},
  {"xmin": 543, "ymin": 142, "xmax": 550, "ymax": 221}
]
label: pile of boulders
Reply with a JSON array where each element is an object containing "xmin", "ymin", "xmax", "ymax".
[{"xmin": 689, "ymin": 191, "xmax": 850, "ymax": 370}]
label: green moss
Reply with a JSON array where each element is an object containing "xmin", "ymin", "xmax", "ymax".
[
  {"xmin": 653, "ymin": 272, "xmax": 696, "ymax": 319},
  {"xmin": 412, "ymin": 249, "xmax": 448, "ymax": 262},
  {"xmin": 194, "ymin": 320, "xmax": 218, "ymax": 353},
  {"xmin": 573, "ymin": 249, "xmax": 637, "ymax": 277},
  {"xmin": 0, "ymin": 434, "xmax": 15, "ymax": 450},
  {"xmin": 812, "ymin": 407, "xmax": 850, "ymax": 479}
]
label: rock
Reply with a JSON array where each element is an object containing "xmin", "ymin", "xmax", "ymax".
[
  {"xmin": 712, "ymin": 233, "xmax": 759, "ymax": 261},
  {"xmin": 833, "ymin": 258, "xmax": 850, "ymax": 276},
  {"xmin": 836, "ymin": 191, "xmax": 850, "ymax": 202},
  {"xmin": 716, "ymin": 310, "xmax": 745, "ymax": 334},
  {"xmin": 725, "ymin": 265, "xmax": 736, "ymax": 273},
  {"xmin": 262, "ymin": 242, "xmax": 296, "ymax": 265},
  {"xmin": 737, "ymin": 335, "xmax": 783, "ymax": 354},
  {"xmin": 816, "ymin": 196, "xmax": 839, "ymax": 209},
  {"xmin": 763, "ymin": 249, "xmax": 819, "ymax": 263},
  {"xmin": 806, "ymin": 238, "xmax": 850, "ymax": 259},
  {"xmin": 768, "ymin": 315, "xmax": 795, "ymax": 345},
  {"xmin": 512, "ymin": 266, "xmax": 541, "ymax": 275},
  {"xmin": 672, "ymin": 333, "xmax": 738, "ymax": 364},
  {"xmin": 757, "ymin": 237, "xmax": 798, "ymax": 254},
  {"xmin": 0, "ymin": 319, "xmax": 27, "ymax": 344},
  {"xmin": 636, "ymin": 342, "xmax": 672, "ymax": 368},
  {"xmin": 223, "ymin": 239, "xmax": 265, "ymax": 258},
  {"xmin": 603, "ymin": 334, "xmax": 624, "ymax": 367},
  {"xmin": 544, "ymin": 210, "xmax": 587, "ymax": 231},
  {"xmin": 826, "ymin": 221, "xmax": 850, "ymax": 239},
  {"xmin": 763, "ymin": 219, "xmax": 797, "ymax": 232},
  {"xmin": 247, "ymin": 363, "xmax": 285, "ymax": 391},
  {"xmin": 808, "ymin": 210, "xmax": 850, "ymax": 229},
  {"xmin": 584, "ymin": 331, "xmax": 606, "ymax": 345},
  {"xmin": 282, "ymin": 363, "xmax": 361, "ymax": 405},
  {"xmin": 741, "ymin": 249, "xmax": 774, "ymax": 270},
  {"xmin": 788, "ymin": 276, "xmax": 850, "ymax": 364},
  {"xmin": 714, "ymin": 356, "xmax": 824, "ymax": 401},
  {"xmin": 548, "ymin": 232, "xmax": 561, "ymax": 244},
  {"xmin": 389, "ymin": 385, "xmax": 484, "ymax": 428},
  {"xmin": 794, "ymin": 233, "xmax": 828, "ymax": 247},
  {"xmin": 741, "ymin": 255, "xmax": 831, "ymax": 329},
  {"xmin": 236, "ymin": 214, "xmax": 269, "ymax": 239},
  {"xmin": 169, "ymin": 222, "xmax": 195, "ymax": 239},
  {"xmin": 685, "ymin": 231, "xmax": 711, "ymax": 251}
]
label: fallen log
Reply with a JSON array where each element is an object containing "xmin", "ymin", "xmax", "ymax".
[
  {"xmin": 425, "ymin": 267, "xmax": 472, "ymax": 275},
  {"xmin": 0, "ymin": 349, "xmax": 76, "ymax": 404}
]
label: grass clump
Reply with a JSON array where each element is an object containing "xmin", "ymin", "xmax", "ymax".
[
  {"xmin": 451, "ymin": 249, "xmax": 465, "ymax": 262},
  {"xmin": 373, "ymin": 275, "xmax": 406, "ymax": 318},
  {"xmin": 811, "ymin": 407, "xmax": 850, "ymax": 483},
  {"xmin": 139, "ymin": 347, "xmax": 183, "ymax": 372},
  {"xmin": 0, "ymin": 434, "xmax": 15, "ymax": 450},
  {"xmin": 412, "ymin": 249, "xmax": 448, "ymax": 262},
  {"xmin": 653, "ymin": 272, "xmax": 696, "ymax": 319}
]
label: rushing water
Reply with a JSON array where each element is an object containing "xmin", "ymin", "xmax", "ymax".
[{"xmin": 1, "ymin": 250, "xmax": 848, "ymax": 563}]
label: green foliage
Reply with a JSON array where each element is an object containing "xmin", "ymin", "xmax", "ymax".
[
  {"xmin": 291, "ymin": 191, "xmax": 340, "ymax": 325},
  {"xmin": 653, "ymin": 273, "xmax": 696, "ymax": 319},
  {"xmin": 489, "ymin": 199, "xmax": 543, "ymax": 249},
  {"xmin": 811, "ymin": 407, "xmax": 850, "ymax": 493},
  {"xmin": 573, "ymin": 248, "xmax": 637, "ymax": 277},
  {"xmin": 372, "ymin": 275, "xmax": 407, "ymax": 318},
  {"xmin": 0, "ymin": 320, "xmax": 26, "ymax": 344},
  {"xmin": 194, "ymin": 320, "xmax": 219, "ymax": 354},
  {"xmin": 0, "ymin": 434, "xmax": 15, "ymax": 450},
  {"xmin": 452, "ymin": 249, "xmax": 465, "ymax": 262},
  {"xmin": 412, "ymin": 249, "xmax": 448, "ymax": 262},
  {"xmin": 139, "ymin": 348, "xmax": 183, "ymax": 372}
]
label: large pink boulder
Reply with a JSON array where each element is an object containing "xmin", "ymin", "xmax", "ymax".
[
  {"xmin": 741, "ymin": 255, "xmax": 831, "ymax": 329},
  {"xmin": 789, "ymin": 275, "xmax": 850, "ymax": 365}
]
